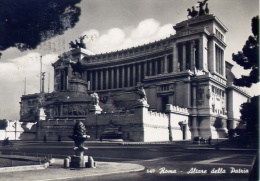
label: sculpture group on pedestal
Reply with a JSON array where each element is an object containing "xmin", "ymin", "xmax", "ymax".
[
  {"xmin": 187, "ymin": 0, "xmax": 210, "ymax": 19},
  {"xmin": 64, "ymin": 120, "xmax": 96, "ymax": 168}
]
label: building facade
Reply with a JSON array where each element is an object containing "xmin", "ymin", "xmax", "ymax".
[{"xmin": 19, "ymin": 14, "xmax": 250, "ymax": 141}]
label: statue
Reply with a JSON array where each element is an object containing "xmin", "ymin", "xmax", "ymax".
[
  {"xmin": 136, "ymin": 87, "xmax": 148, "ymax": 104},
  {"xmin": 198, "ymin": 0, "xmax": 208, "ymax": 16},
  {"xmin": 69, "ymin": 35, "xmax": 87, "ymax": 49},
  {"xmin": 70, "ymin": 60, "xmax": 85, "ymax": 78},
  {"xmin": 205, "ymin": 3, "xmax": 209, "ymax": 14},
  {"xmin": 90, "ymin": 93, "xmax": 99, "ymax": 106},
  {"xmin": 187, "ymin": 6, "xmax": 198, "ymax": 18},
  {"xmin": 192, "ymin": 6, "xmax": 199, "ymax": 17},
  {"xmin": 78, "ymin": 35, "xmax": 87, "ymax": 49}
]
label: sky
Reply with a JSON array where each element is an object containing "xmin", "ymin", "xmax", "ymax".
[{"xmin": 0, "ymin": 0, "xmax": 259, "ymax": 120}]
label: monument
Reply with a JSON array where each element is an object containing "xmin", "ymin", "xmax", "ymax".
[{"xmin": 19, "ymin": 1, "xmax": 251, "ymax": 142}]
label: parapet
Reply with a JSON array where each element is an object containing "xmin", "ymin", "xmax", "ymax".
[{"xmin": 165, "ymin": 104, "xmax": 189, "ymax": 115}]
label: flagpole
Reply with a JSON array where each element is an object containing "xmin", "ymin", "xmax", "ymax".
[
  {"xmin": 40, "ymin": 55, "xmax": 42, "ymax": 93},
  {"xmin": 48, "ymin": 72, "xmax": 50, "ymax": 93}
]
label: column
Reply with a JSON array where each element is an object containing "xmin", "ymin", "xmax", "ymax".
[
  {"xmin": 95, "ymin": 69, "xmax": 98, "ymax": 91},
  {"xmin": 111, "ymin": 67, "xmax": 114, "ymax": 89},
  {"xmin": 192, "ymin": 82, "xmax": 197, "ymax": 108},
  {"xmin": 116, "ymin": 66, "xmax": 120, "ymax": 88},
  {"xmin": 164, "ymin": 55, "xmax": 168, "ymax": 73},
  {"xmin": 192, "ymin": 117, "xmax": 199, "ymax": 137},
  {"xmin": 90, "ymin": 71, "xmax": 93, "ymax": 91},
  {"xmin": 106, "ymin": 68, "xmax": 109, "ymax": 89},
  {"xmin": 100, "ymin": 69, "xmax": 103, "ymax": 90},
  {"xmin": 191, "ymin": 82, "xmax": 198, "ymax": 137},
  {"xmin": 149, "ymin": 60, "xmax": 153, "ymax": 76},
  {"xmin": 222, "ymin": 50, "xmax": 225, "ymax": 78},
  {"xmin": 173, "ymin": 43, "xmax": 178, "ymax": 72},
  {"xmin": 208, "ymin": 40, "xmax": 215, "ymax": 73},
  {"xmin": 138, "ymin": 63, "xmax": 141, "ymax": 82},
  {"xmin": 190, "ymin": 41, "xmax": 195, "ymax": 71},
  {"xmin": 199, "ymin": 35, "xmax": 208, "ymax": 70},
  {"xmin": 127, "ymin": 65, "xmax": 130, "ymax": 87},
  {"xmin": 160, "ymin": 58, "xmax": 163, "ymax": 73},
  {"xmin": 155, "ymin": 60, "xmax": 158, "ymax": 75},
  {"xmin": 122, "ymin": 66, "xmax": 125, "ymax": 88},
  {"xmin": 133, "ymin": 64, "xmax": 136, "ymax": 86},
  {"xmin": 216, "ymin": 46, "xmax": 219, "ymax": 73},
  {"xmin": 143, "ymin": 61, "xmax": 147, "ymax": 78},
  {"xmin": 182, "ymin": 43, "xmax": 186, "ymax": 71}
]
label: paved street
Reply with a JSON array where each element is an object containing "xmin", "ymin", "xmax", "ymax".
[{"xmin": 0, "ymin": 141, "xmax": 257, "ymax": 181}]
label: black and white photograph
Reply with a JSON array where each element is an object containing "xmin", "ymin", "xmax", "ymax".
[{"xmin": 0, "ymin": 0, "xmax": 259, "ymax": 180}]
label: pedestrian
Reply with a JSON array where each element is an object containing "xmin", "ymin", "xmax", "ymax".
[
  {"xmin": 208, "ymin": 136, "xmax": 212, "ymax": 145},
  {"xmin": 100, "ymin": 136, "xmax": 103, "ymax": 142},
  {"xmin": 58, "ymin": 135, "xmax": 61, "ymax": 142},
  {"xmin": 44, "ymin": 135, "xmax": 46, "ymax": 142}
]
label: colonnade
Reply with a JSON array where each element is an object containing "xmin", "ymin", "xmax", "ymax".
[
  {"xmin": 176, "ymin": 40, "xmax": 199, "ymax": 72},
  {"xmin": 87, "ymin": 54, "xmax": 173, "ymax": 91},
  {"xmin": 215, "ymin": 45, "xmax": 224, "ymax": 75},
  {"xmin": 72, "ymin": 37, "xmax": 225, "ymax": 92},
  {"xmin": 54, "ymin": 67, "xmax": 69, "ymax": 92}
]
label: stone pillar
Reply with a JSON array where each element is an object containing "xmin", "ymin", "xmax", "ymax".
[
  {"xmin": 138, "ymin": 63, "xmax": 141, "ymax": 82},
  {"xmin": 173, "ymin": 43, "xmax": 178, "ymax": 72},
  {"xmin": 89, "ymin": 71, "xmax": 93, "ymax": 91},
  {"xmin": 222, "ymin": 50, "xmax": 225, "ymax": 78},
  {"xmin": 155, "ymin": 60, "xmax": 158, "ymax": 75},
  {"xmin": 149, "ymin": 60, "xmax": 153, "ymax": 76},
  {"xmin": 133, "ymin": 103, "xmax": 150, "ymax": 142},
  {"xmin": 116, "ymin": 66, "xmax": 120, "ymax": 88},
  {"xmin": 164, "ymin": 55, "xmax": 168, "ymax": 73},
  {"xmin": 192, "ymin": 82, "xmax": 197, "ymax": 109},
  {"xmin": 191, "ymin": 117, "xmax": 199, "ymax": 138},
  {"xmin": 199, "ymin": 35, "xmax": 208, "ymax": 70},
  {"xmin": 89, "ymin": 104, "xmax": 102, "ymax": 114},
  {"xmin": 190, "ymin": 41, "xmax": 195, "ymax": 71},
  {"xmin": 111, "ymin": 67, "xmax": 114, "ymax": 89},
  {"xmin": 133, "ymin": 64, "xmax": 136, "ymax": 86},
  {"xmin": 208, "ymin": 39, "xmax": 215, "ymax": 73},
  {"xmin": 182, "ymin": 43, "xmax": 186, "ymax": 71},
  {"xmin": 143, "ymin": 61, "xmax": 147, "ymax": 78},
  {"xmin": 95, "ymin": 70, "xmax": 98, "ymax": 91},
  {"xmin": 127, "ymin": 65, "xmax": 130, "ymax": 87},
  {"xmin": 122, "ymin": 66, "xmax": 125, "ymax": 88},
  {"xmin": 191, "ymin": 82, "xmax": 198, "ymax": 137},
  {"xmin": 100, "ymin": 69, "xmax": 103, "ymax": 90},
  {"xmin": 106, "ymin": 68, "xmax": 109, "ymax": 89}
]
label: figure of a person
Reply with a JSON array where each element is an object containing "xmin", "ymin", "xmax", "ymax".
[
  {"xmin": 208, "ymin": 136, "xmax": 212, "ymax": 145},
  {"xmin": 44, "ymin": 135, "xmax": 47, "ymax": 142}
]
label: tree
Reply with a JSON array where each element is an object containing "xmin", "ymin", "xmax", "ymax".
[
  {"xmin": 232, "ymin": 15, "xmax": 259, "ymax": 87},
  {"xmin": 0, "ymin": 0, "xmax": 81, "ymax": 56},
  {"xmin": 240, "ymin": 96, "xmax": 259, "ymax": 134}
]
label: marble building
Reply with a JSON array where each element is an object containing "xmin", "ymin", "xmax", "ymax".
[{"xmin": 19, "ymin": 13, "xmax": 250, "ymax": 141}]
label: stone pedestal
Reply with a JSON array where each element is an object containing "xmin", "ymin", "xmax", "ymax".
[
  {"xmin": 70, "ymin": 155, "xmax": 89, "ymax": 168},
  {"xmin": 89, "ymin": 105, "xmax": 102, "ymax": 114}
]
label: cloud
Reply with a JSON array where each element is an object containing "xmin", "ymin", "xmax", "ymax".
[
  {"xmin": 0, "ymin": 52, "xmax": 58, "ymax": 119},
  {"xmin": 83, "ymin": 18, "xmax": 174, "ymax": 54}
]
